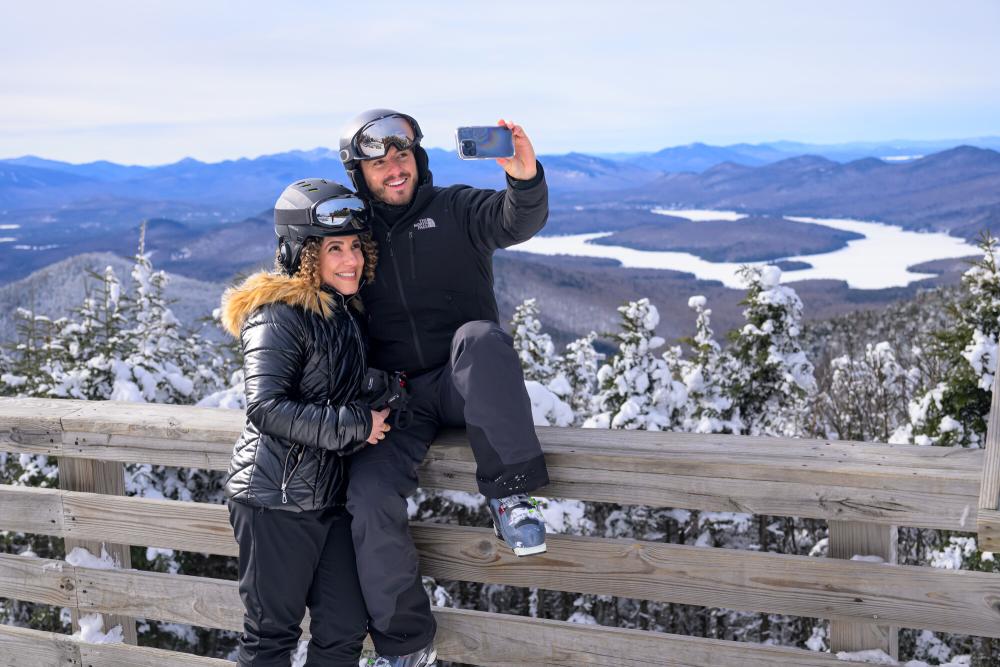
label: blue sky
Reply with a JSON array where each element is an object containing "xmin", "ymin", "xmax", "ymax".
[{"xmin": 2, "ymin": 0, "xmax": 998, "ymax": 165}]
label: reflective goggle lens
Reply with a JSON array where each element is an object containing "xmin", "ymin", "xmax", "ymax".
[
  {"xmin": 354, "ymin": 116, "xmax": 417, "ymax": 159},
  {"xmin": 313, "ymin": 196, "xmax": 367, "ymax": 228}
]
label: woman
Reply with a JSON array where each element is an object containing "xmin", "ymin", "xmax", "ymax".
[{"xmin": 221, "ymin": 178, "xmax": 388, "ymax": 666}]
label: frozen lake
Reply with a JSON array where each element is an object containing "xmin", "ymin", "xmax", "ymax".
[{"xmin": 509, "ymin": 210, "xmax": 981, "ymax": 289}]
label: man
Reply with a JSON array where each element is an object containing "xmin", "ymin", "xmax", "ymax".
[{"xmin": 338, "ymin": 109, "xmax": 551, "ymax": 666}]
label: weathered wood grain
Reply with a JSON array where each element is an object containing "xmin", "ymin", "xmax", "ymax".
[
  {"xmin": 59, "ymin": 456, "xmax": 138, "ymax": 645},
  {"xmin": 0, "ymin": 484, "xmax": 64, "ymax": 533},
  {"xmin": 980, "ymin": 376, "xmax": 1000, "ymax": 547},
  {"xmin": 0, "ymin": 623, "xmax": 81, "ymax": 666},
  {"xmin": 58, "ymin": 400, "xmax": 242, "ymax": 443},
  {"xmin": 410, "ymin": 523, "xmax": 1000, "ymax": 639},
  {"xmin": 79, "ymin": 643, "xmax": 234, "ymax": 667},
  {"xmin": 0, "ymin": 398, "xmax": 985, "ymax": 530},
  {"xmin": 828, "ymin": 521, "xmax": 898, "ymax": 657},
  {"xmin": 6, "ymin": 488, "xmax": 998, "ymax": 637},
  {"xmin": 61, "ymin": 491, "xmax": 238, "ymax": 556},
  {"xmin": 0, "ymin": 566, "xmax": 863, "ymax": 667},
  {"xmin": 76, "ymin": 566, "xmax": 242, "ymax": 631},
  {"xmin": 435, "ymin": 606, "xmax": 850, "ymax": 667},
  {"xmin": 0, "ymin": 552, "xmax": 77, "ymax": 608},
  {"xmin": 978, "ymin": 507, "xmax": 1000, "ymax": 552},
  {"xmin": 0, "ymin": 624, "xmax": 232, "ymax": 666}
]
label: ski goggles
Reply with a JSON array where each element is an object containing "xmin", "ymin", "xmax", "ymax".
[
  {"xmin": 312, "ymin": 195, "xmax": 368, "ymax": 230},
  {"xmin": 350, "ymin": 115, "xmax": 422, "ymax": 160}
]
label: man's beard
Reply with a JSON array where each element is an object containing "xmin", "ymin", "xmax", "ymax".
[{"xmin": 374, "ymin": 171, "xmax": 415, "ymax": 206}]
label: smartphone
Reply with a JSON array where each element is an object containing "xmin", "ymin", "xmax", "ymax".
[{"xmin": 455, "ymin": 126, "xmax": 515, "ymax": 160}]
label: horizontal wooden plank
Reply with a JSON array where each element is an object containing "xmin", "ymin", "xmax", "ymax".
[
  {"xmin": 61, "ymin": 491, "xmax": 237, "ymax": 555},
  {"xmin": 0, "ymin": 484, "xmax": 65, "ymax": 534},
  {"xmin": 0, "ymin": 552, "xmax": 78, "ymax": 608},
  {"xmin": 412, "ymin": 524, "xmax": 1000, "ymax": 639},
  {"xmin": 0, "ymin": 398, "xmax": 983, "ymax": 529},
  {"xmin": 0, "ymin": 623, "xmax": 80, "ymax": 666},
  {"xmin": 3, "ymin": 487, "xmax": 999, "ymax": 637},
  {"xmin": 420, "ymin": 457, "xmax": 978, "ymax": 530},
  {"xmin": 0, "ymin": 560, "xmax": 860, "ymax": 667},
  {"xmin": 0, "ymin": 624, "xmax": 232, "ymax": 666},
  {"xmin": 59, "ymin": 401, "xmax": 243, "ymax": 444},
  {"xmin": 435, "ymin": 606, "xmax": 849, "ymax": 667}
]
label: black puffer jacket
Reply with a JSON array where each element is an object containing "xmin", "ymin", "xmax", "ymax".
[
  {"xmin": 361, "ymin": 151, "xmax": 548, "ymax": 375},
  {"xmin": 220, "ymin": 271, "xmax": 372, "ymax": 512}
]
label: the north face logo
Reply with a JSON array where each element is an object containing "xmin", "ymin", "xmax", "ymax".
[{"xmin": 414, "ymin": 218, "xmax": 436, "ymax": 230}]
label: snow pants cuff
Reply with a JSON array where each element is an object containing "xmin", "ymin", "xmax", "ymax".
[{"xmin": 476, "ymin": 452, "xmax": 550, "ymax": 498}]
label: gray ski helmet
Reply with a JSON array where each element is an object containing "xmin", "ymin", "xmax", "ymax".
[
  {"xmin": 339, "ymin": 109, "xmax": 423, "ymax": 192},
  {"xmin": 274, "ymin": 178, "xmax": 369, "ymax": 276}
]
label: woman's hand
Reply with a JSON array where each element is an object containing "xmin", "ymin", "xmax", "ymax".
[{"xmin": 367, "ymin": 408, "xmax": 391, "ymax": 445}]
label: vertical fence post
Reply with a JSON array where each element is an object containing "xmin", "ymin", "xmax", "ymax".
[
  {"xmin": 978, "ymin": 375, "xmax": 1000, "ymax": 550},
  {"xmin": 828, "ymin": 521, "xmax": 898, "ymax": 658},
  {"xmin": 58, "ymin": 457, "xmax": 138, "ymax": 645}
]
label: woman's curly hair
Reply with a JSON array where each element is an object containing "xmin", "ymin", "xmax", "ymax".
[{"xmin": 275, "ymin": 232, "xmax": 378, "ymax": 287}]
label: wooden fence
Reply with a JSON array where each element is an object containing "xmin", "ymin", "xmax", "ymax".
[{"xmin": 1, "ymin": 395, "xmax": 999, "ymax": 666}]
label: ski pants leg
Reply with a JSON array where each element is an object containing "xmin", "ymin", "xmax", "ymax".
[
  {"xmin": 346, "ymin": 383, "xmax": 438, "ymax": 656},
  {"xmin": 345, "ymin": 320, "xmax": 549, "ymax": 653},
  {"xmin": 441, "ymin": 320, "xmax": 550, "ymax": 498},
  {"xmin": 228, "ymin": 501, "xmax": 367, "ymax": 667}
]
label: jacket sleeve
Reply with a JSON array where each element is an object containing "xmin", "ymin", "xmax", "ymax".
[
  {"xmin": 241, "ymin": 307, "xmax": 373, "ymax": 454},
  {"xmin": 457, "ymin": 161, "xmax": 549, "ymax": 254}
]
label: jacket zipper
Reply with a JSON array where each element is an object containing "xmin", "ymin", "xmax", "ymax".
[
  {"xmin": 408, "ymin": 229, "xmax": 416, "ymax": 281},
  {"xmin": 280, "ymin": 444, "xmax": 304, "ymax": 504},
  {"xmin": 384, "ymin": 227, "xmax": 427, "ymax": 369}
]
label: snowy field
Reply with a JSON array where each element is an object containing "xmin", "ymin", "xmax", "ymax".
[{"xmin": 509, "ymin": 209, "xmax": 981, "ymax": 289}]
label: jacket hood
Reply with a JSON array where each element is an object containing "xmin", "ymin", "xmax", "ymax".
[{"xmin": 220, "ymin": 271, "xmax": 338, "ymax": 338}]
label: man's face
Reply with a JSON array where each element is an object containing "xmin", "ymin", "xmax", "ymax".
[{"xmin": 359, "ymin": 146, "xmax": 418, "ymax": 206}]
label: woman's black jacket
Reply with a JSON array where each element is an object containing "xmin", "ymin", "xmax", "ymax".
[{"xmin": 220, "ymin": 271, "xmax": 373, "ymax": 512}]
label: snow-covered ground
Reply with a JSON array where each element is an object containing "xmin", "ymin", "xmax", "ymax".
[{"xmin": 509, "ymin": 209, "xmax": 980, "ymax": 289}]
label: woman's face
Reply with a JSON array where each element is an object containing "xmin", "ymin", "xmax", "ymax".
[{"xmin": 318, "ymin": 234, "xmax": 364, "ymax": 295}]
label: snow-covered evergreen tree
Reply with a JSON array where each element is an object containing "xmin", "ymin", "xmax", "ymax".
[
  {"xmin": 724, "ymin": 266, "xmax": 815, "ymax": 436},
  {"xmin": 818, "ymin": 341, "xmax": 917, "ymax": 443},
  {"xmin": 901, "ymin": 234, "xmax": 1000, "ymax": 448},
  {"xmin": 511, "ymin": 298, "xmax": 557, "ymax": 384},
  {"xmin": 550, "ymin": 332, "xmax": 602, "ymax": 424},
  {"xmin": 676, "ymin": 295, "xmax": 740, "ymax": 433},
  {"xmin": 585, "ymin": 299, "xmax": 686, "ymax": 430}
]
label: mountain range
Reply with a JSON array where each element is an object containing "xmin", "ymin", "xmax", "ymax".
[{"xmin": 1, "ymin": 137, "xmax": 999, "ymax": 343}]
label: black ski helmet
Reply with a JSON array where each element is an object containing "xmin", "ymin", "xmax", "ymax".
[
  {"xmin": 338, "ymin": 108, "xmax": 430, "ymax": 197},
  {"xmin": 274, "ymin": 178, "xmax": 369, "ymax": 276}
]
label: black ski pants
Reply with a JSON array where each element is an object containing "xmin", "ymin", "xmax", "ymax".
[
  {"xmin": 346, "ymin": 320, "xmax": 550, "ymax": 652},
  {"xmin": 228, "ymin": 500, "xmax": 367, "ymax": 667}
]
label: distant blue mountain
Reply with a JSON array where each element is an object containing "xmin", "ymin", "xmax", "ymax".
[{"xmin": 2, "ymin": 135, "xmax": 999, "ymax": 221}]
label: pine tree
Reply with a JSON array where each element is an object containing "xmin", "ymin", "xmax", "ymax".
[
  {"xmin": 676, "ymin": 296, "xmax": 739, "ymax": 433},
  {"xmin": 550, "ymin": 332, "xmax": 602, "ymax": 424},
  {"xmin": 585, "ymin": 298, "xmax": 686, "ymax": 430},
  {"xmin": 903, "ymin": 234, "xmax": 1000, "ymax": 448},
  {"xmin": 510, "ymin": 298, "xmax": 556, "ymax": 384},
  {"xmin": 817, "ymin": 341, "xmax": 916, "ymax": 443},
  {"xmin": 724, "ymin": 266, "xmax": 815, "ymax": 436}
]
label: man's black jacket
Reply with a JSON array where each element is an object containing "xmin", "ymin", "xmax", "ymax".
[{"xmin": 361, "ymin": 162, "xmax": 548, "ymax": 375}]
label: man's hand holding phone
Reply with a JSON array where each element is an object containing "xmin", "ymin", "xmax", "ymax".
[
  {"xmin": 455, "ymin": 120, "xmax": 537, "ymax": 182},
  {"xmin": 495, "ymin": 119, "xmax": 537, "ymax": 182}
]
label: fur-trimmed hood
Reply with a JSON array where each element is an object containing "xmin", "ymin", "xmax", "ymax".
[{"xmin": 220, "ymin": 271, "xmax": 339, "ymax": 338}]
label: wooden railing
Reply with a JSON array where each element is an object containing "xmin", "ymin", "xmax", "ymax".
[{"xmin": 1, "ymin": 396, "xmax": 999, "ymax": 665}]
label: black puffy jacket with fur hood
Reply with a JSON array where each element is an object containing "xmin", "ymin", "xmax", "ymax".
[{"xmin": 220, "ymin": 271, "xmax": 372, "ymax": 511}]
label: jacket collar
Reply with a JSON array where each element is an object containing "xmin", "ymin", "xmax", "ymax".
[{"xmin": 220, "ymin": 272, "xmax": 341, "ymax": 337}]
